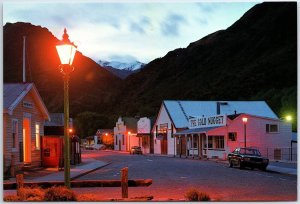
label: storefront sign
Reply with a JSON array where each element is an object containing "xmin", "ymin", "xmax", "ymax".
[
  {"xmin": 138, "ymin": 117, "xmax": 151, "ymax": 134},
  {"xmin": 189, "ymin": 114, "xmax": 226, "ymax": 129}
]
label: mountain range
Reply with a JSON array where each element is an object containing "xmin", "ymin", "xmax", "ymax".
[
  {"xmin": 3, "ymin": 2, "xmax": 297, "ymax": 131},
  {"xmin": 98, "ymin": 60, "xmax": 145, "ymax": 79}
]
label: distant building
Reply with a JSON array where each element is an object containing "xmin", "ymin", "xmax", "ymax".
[
  {"xmin": 96, "ymin": 129, "xmax": 114, "ymax": 149},
  {"xmin": 3, "ymin": 83, "xmax": 50, "ymax": 175},
  {"xmin": 44, "ymin": 113, "xmax": 79, "ymax": 167},
  {"xmin": 152, "ymin": 101, "xmax": 292, "ymax": 160},
  {"xmin": 114, "ymin": 117, "xmax": 139, "ymax": 151},
  {"xmin": 137, "ymin": 117, "xmax": 152, "ymax": 154}
]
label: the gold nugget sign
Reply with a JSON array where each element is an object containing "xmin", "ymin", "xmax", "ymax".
[{"xmin": 189, "ymin": 115, "xmax": 226, "ymax": 129}]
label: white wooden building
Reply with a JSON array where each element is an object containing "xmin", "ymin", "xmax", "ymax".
[
  {"xmin": 137, "ymin": 117, "xmax": 152, "ymax": 154},
  {"xmin": 152, "ymin": 101, "xmax": 292, "ymax": 160},
  {"xmin": 4, "ymin": 83, "xmax": 50, "ymax": 175},
  {"xmin": 113, "ymin": 117, "xmax": 140, "ymax": 151}
]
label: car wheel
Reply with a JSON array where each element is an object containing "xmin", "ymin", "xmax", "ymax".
[
  {"xmin": 261, "ymin": 166, "xmax": 267, "ymax": 171},
  {"xmin": 238, "ymin": 160, "xmax": 243, "ymax": 169},
  {"xmin": 229, "ymin": 160, "xmax": 233, "ymax": 168}
]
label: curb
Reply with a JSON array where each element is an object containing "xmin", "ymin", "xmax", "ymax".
[{"xmin": 71, "ymin": 162, "xmax": 111, "ymax": 181}]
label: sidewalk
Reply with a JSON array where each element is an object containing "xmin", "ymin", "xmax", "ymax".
[
  {"xmin": 30, "ymin": 158, "xmax": 109, "ymax": 182},
  {"xmin": 4, "ymin": 158, "xmax": 109, "ymax": 183},
  {"xmin": 210, "ymin": 158, "xmax": 297, "ymax": 176}
]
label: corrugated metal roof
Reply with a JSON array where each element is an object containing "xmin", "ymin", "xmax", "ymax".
[
  {"xmin": 45, "ymin": 113, "xmax": 73, "ymax": 126},
  {"xmin": 4, "ymin": 83, "xmax": 33, "ymax": 109},
  {"xmin": 164, "ymin": 100, "xmax": 278, "ymax": 129},
  {"xmin": 4, "ymin": 83, "xmax": 50, "ymax": 119},
  {"xmin": 45, "ymin": 113, "xmax": 64, "ymax": 126}
]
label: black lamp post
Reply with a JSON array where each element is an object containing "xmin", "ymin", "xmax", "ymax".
[
  {"xmin": 242, "ymin": 117, "xmax": 248, "ymax": 148},
  {"xmin": 56, "ymin": 28, "xmax": 77, "ymax": 188}
]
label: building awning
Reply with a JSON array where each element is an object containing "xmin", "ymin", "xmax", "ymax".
[
  {"xmin": 174, "ymin": 126, "xmax": 221, "ymax": 135},
  {"xmin": 136, "ymin": 133, "xmax": 150, "ymax": 137}
]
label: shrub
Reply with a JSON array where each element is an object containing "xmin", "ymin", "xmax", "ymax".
[
  {"xmin": 185, "ymin": 188, "xmax": 211, "ymax": 201},
  {"xmin": 197, "ymin": 192, "xmax": 211, "ymax": 201},
  {"xmin": 3, "ymin": 195, "xmax": 21, "ymax": 202},
  {"xmin": 44, "ymin": 186, "xmax": 76, "ymax": 201},
  {"xmin": 17, "ymin": 187, "xmax": 44, "ymax": 201}
]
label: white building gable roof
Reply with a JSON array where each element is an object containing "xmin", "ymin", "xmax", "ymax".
[
  {"xmin": 163, "ymin": 100, "xmax": 278, "ymax": 129},
  {"xmin": 4, "ymin": 83, "xmax": 50, "ymax": 120}
]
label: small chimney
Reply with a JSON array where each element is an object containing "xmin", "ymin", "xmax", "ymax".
[
  {"xmin": 234, "ymin": 110, "xmax": 237, "ymax": 115},
  {"xmin": 217, "ymin": 102, "xmax": 221, "ymax": 115},
  {"xmin": 216, "ymin": 101, "xmax": 228, "ymax": 115}
]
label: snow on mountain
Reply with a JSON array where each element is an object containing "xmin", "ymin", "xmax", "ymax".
[{"xmin": 98, "ymin": 60, "xmax": 145, "ymax": 71}]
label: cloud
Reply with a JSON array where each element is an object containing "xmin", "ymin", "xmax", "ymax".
[
  {"xmin": 130, "ymin": 16, "xmax": 151, "ymax": 34},
  {"xmin": 196, "ymin": 3, "xmax": 219, "ymax": 13},
  {"xmin": 107, "ymin": 54, "xmax": 138, "ymax": 63},
  {"xmin": 199, "ymin": 18, "xmax": 208, "ymax": 25},
  {"xmin": 160, "ymin": 13, "xmax": 186, "ymax": 37}
]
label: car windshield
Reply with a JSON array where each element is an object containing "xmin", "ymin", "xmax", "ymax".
[{"xmin": 239, "ymin": 148, "xmax": 261, "ymax": 156}]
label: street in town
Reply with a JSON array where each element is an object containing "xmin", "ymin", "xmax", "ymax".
[
  {"xmin": 3, "ymin": 150, "xmax": 297, "ymax": 201},
  {"xmin": 75, "ymin": 150, "xmax": 297, "ymax": 201}
]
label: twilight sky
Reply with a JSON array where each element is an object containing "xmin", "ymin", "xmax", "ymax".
[{"xmin": 3, "ymin": 1, "xmax": 258, "ymax": 63}]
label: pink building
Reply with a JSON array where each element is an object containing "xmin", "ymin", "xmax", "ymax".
[{"xmin": 152, "ymin": 101, "xmax": 292, "ymax": 160}]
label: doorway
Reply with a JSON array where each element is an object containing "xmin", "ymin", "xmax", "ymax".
[
  {"xmin": 161, "ymin": 134, "xmax": 168, "ymax": 155},
  {"xmin": 23, "ymin": 118, "xmax": 31, "ymax": 163}
]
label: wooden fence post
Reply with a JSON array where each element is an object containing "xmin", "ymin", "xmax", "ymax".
[
  {"xmin": 121, "ymin": 167, "xmax": 128, "ymax": 198},
  {"xmin": 16, "ymin": 174, "xmax": 24, "ymax": 196}
]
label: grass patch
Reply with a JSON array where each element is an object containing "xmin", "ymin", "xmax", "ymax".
[{"xmin": 185, "ymin": 188, "xmax": 211, "ymax": 201}]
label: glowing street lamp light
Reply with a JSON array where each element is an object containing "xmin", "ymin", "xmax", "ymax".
[
  {"xmin": 128, "ymin": 131, "xmax": 131, "ymax": 152},
  {"xmin": 242, "ymin": 117, "xmax": 248, "ymax": 148},
  {"xmin": 56, "ymin": 28, "xmax": 77, "ymax": 188},
  {"xmin": 69, "ymin": 128, "xmax": 73, "ymax": 134},
  {"xmin": 285, "ymin": 115, "xmax": 292, "ymax": 122}
]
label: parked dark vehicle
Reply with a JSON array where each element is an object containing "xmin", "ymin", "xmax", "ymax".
[
  {"xmin": 130, "ymin": 146, "xmax": 143, "ymax": 155},
  {"xmin": 228, "ymin": 147, "xmax": 269, "ymax": 171}
]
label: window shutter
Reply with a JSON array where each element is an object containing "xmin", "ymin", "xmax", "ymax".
[
  {"xmin": 266, "ymin": 124, "xmax": 270, "ymax": 133},
  {"xmin": 19, "ymin": 142, "xmax": 23, "ymax": 162}
]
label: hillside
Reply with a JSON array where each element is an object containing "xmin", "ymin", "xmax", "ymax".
[
  {"xmin": 3, "ymin": 2, "xmax": 297, "ymax": 132},
  {"xmin": 3, "ymin": 22, "xmax": 122, "ymax": 116},
  {"xmin": 115, "ymin": 2, "xmax": 297, "ymax": 128}
]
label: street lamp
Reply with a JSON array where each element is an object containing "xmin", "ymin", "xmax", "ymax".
[
  {"xmin": 285, "ymin": 115, "xmax": 292, "ymax": 122},
  {"xmin": 242, "ymin": 117, "xmax": 248, "ymax": 148},
  {"xmin": 56, "ymin": 28, "xmax": 77, "ymax": 188},
  {"xmin": 128, "ymin": 131, "xmax": 131, "ymax": 152}
]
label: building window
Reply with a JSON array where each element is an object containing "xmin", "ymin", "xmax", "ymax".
[
  {"xmin": 214, "ymin": 136, "xmax": 224, "ymax": 149},
  {"xmin": 266, "ymin": 124, "xmax": 279, "ymax": 133},
  {"xmin": 159, "ymin": 123, "xmax": 168, "ymax": 134},
  {"xmin": 228, "ymin": 132, "xmax": 237, "ymax": 141},
  {"xmin": 122, "ymin": 135, "xmax": 124, "ymax": 145},
  {"xmin": 12, "ymin": 120, "xmax": 18, "ymax": 149},
  {"xmin": 208, "ymin": 137, "xmax": 213, "ymax": 148},
  {"xmin": 35, "ymin": 123, "xmax": 40, "ymax": 150}
]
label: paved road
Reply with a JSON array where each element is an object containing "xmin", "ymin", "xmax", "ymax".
[{"xmin": 75, "ymin": 150, "xmax": 297, "ymax": 201}]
